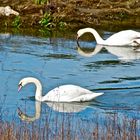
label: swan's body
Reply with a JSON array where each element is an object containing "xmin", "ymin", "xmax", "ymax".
[
  {"xmin": 77, "ymin": 28, "xmax": 140, "ymax": 46},
  {"xmin": 18, "ymin": 77, "xmax": 103, "ymax": 102}
]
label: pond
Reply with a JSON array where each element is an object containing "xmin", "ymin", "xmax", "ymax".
[{"xmin": 0, "ymin": 28, "xmax": 140, "ymax": 138}]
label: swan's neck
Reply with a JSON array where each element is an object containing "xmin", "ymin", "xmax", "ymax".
[
  {"xmin": 25, "ymin": 78, "xmax": 43, "ymax": 101},
  {"xmin": 84, "ymin": 28, "xmax": 104, "ymax": 44},
  {"xmin": 34, "ymin": 79, "xmax": 43, "ymax": 101}
]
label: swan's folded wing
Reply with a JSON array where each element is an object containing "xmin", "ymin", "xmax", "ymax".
[
  {"xmin": 68, "ymin": 92, "xmax": 104, "ymax": 102},
  {"xmin": 105, "ymin": 30, "xmax": 140, "ymax": 46},
  {"xmin": 42, "ymin": 85, "xmax": 103, "ymax": 102}
]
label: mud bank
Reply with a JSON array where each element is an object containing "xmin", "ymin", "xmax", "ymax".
[{"xmin": 0, "ymin": 0, "xmax": 140, "ymax": 30}]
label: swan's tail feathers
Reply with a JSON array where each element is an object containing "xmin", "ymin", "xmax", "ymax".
[
  {"xmin": 95, "ymin": 92, "xmax": 104, "ymax": 96},
  {"xmin": 84, "ymin": 92, "xmax": 104, "ymax": 102},
  {"xmin": 90, "ymin": 92, "xmax": 104, "ymax": 99},
  {"xmin": 70, "ymin": 92, "xmax": 104, "ymax": 102},
  {"xmin": 132, "ymin": 39, "xmax": 140, "ymax": 46}
]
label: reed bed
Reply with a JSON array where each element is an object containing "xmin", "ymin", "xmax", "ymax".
[{"xmin": 0, "ymin": 112, "xmax": 139, "ymax": 140}]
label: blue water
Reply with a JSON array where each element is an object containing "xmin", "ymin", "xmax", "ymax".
[{"xmin": 0, "ymin": 29, "xmax": 140, "ymax": 136}]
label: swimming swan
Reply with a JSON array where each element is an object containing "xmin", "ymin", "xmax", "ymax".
[
  {"xmin": 77, "ymin": 28, "xmax": 140, "ymax": 46},
  {"xmin": 18, "ymin": 77, "xmax": 103, "ymax": 102}
]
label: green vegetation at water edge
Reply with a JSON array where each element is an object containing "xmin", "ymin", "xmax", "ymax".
[
  {"xmin": 12, "ymin": 16, "xmax": 22, "ymax": 28},
  {"xmin": 39, "ymin": 12, "xmax": 66, "ymax": 29},
  {"xmin": 33, "ymin": 0, "xmax": 49, "ymax": 4}
]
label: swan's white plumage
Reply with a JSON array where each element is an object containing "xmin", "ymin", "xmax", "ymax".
[
  {"xmin": 43, "ymin": 85, "xmax": 103, "ymax": 102},
  {"xmin": 104, "ymin": 30, "xmax": 140, "ymax": 46},
  {"xmin": 18, "ymin": 77, "xmax": 103, "ymax": 102},
  {"xmin": 77, "ymin": 28, "xmax": 140, "ymax": 46}
]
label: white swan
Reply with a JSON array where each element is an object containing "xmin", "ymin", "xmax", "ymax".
[
  {"xmin": 18, "ymin": 77, "xmax": 103, "ymax": 102},
  {"xmin": 77, "ymin": 28, "xmax": 140, "ymax": 46}
]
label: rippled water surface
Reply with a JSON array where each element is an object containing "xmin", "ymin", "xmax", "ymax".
[{"xmin": 0, "ymin": 29, "xmax": 140, "ymax": 131}]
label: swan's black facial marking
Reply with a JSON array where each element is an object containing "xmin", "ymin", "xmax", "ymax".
[{"xmin": 18, "ymin": 82, "xmax": 22, "ymax": 88}]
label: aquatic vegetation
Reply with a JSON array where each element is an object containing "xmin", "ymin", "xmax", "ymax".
[{"xmin": 0, "ymin": 112, "xmax": 139, "ymax": 140}]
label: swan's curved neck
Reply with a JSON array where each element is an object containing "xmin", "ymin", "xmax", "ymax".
[
  {"xmin": 84, "ymin": 28, "xmax": 104, "ymax": 44},
  {"xmin": 26, "ymin": 78, "xmax": 43, "ymax": 101},
  {"xmin": 34, "ymin": 79, "xmax": 42, "ymax": 101}
]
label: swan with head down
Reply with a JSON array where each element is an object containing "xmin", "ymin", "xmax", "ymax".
[
  {"xmin": 18, "ymin": 77, "xmax": 103, "ymax": 102},
  {"xmin": 77, "ymin": 28, "xmax": 140, "ymax": 46}
]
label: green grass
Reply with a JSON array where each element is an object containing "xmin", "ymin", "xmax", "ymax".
[
  {"xmin": 12, "ymin": 16, "xmax": 21, "ymax": 28},
  {"xmin": 39, "ymin": 12, "xmax": 66, "ymax": 30},
  {"xmin": 33, "ymin": 0, "xmax": 49, "ymax": 5}
]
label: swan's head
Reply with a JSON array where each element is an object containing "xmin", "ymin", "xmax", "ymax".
[
  {"xmin": 77, "ymin": 29, "xmax": 84, "ymax": 40},
  {"xmin": 18, "ymin": 77, "xmax": 29, "ymax": 92},
  {"xmin": 18, "ymin": 77, "xmax": 38, "ymax": 92}
]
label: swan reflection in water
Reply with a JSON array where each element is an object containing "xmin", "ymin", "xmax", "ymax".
[
  {"xmin": 18, "ymin": 101, "xmax": 41, "ymax": 122},
  {"xmin": 18, "ymin": 101, "xmax": 90, "ymax": 122},
  {"xmin": 77, "ymin": 41, "xmax": 140, "ymax": 61}
]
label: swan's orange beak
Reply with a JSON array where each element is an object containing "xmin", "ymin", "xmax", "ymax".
[{"xmin": 18, "ymin": 84, "xmax": 22, "ymax": 92}]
